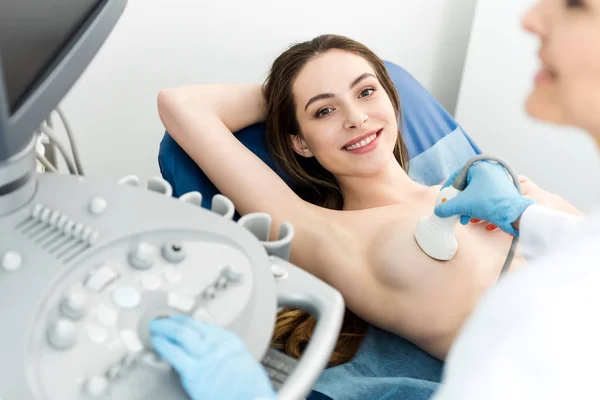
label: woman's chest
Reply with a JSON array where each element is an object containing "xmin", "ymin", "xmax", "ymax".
[{"xmin": 339, "ymin": 205, "xmax": 523, "ymax": 291}]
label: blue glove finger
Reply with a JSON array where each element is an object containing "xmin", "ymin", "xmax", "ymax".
[
  {"xmin": 169, "ymin": 315, "xmax": 234, "ymax": 343},
  {"xmin": 460, "ymin": 215, "xmax": 470, "ymax": 225},
  {"xmin": 151, "ymin": 315, "xmax": 241, "ymax": 357},
  {"xmin": 169, "ymin": 315, "xmax": 246, "ymax": 354},
  {"xmin": 149, "ymin": 318, "xmax": 207, "ymax": 357},
  {"xmin": 151, "ymin": 335, "xmax": 194, "ymax": 375},
  {"xmin": 150, "ymin": 316, "xmax": 277, "ymax": 400},
  {"xmin": 434, "ymin": 195, "xmax": 469, "ymax": 219}
]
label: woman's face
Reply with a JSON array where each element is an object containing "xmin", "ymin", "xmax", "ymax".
[
  {"xmin": 290, "ymin": 50, "xmax": 399, "ymax": 178},
  {"xmin": 523, "ymin": 0, "xmax": 600, "ymax": 136}
]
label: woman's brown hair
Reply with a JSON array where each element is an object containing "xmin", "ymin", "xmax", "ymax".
[{"xmin": 263, "ymin": 34, "xmax": 410, "ymax": 367}]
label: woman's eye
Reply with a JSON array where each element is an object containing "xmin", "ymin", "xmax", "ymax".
[
  {"xmin": 316, "ymin": 108, "xmax": 332, "ymax": 118},
  {"xmin": 359, "ymin": 88, "xmax": 374, "ymax": 98},
  {"xmin": 567, "ymin": 0, "xmax": 584, "ymax": 7}
]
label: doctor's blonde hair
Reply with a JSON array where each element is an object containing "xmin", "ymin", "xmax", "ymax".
[{"xmin": 264, "ymin": 34, "xmax": 410, "ymax": 366}]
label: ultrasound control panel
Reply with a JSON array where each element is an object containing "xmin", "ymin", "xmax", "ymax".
[{"xmin": 0, "ymin": 173, "xmax": 344, "ymax": 400}]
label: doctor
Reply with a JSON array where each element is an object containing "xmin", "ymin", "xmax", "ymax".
[
  {"xmin": 431, "ymin": 0, "xmax": 600, "ymax": 398},
  {"xmin": 148, "ymin": 0, "xmax": 600, "ymax": 398}
]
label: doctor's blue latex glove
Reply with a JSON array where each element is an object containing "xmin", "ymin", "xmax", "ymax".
[
  {"xmin": 149, "ymin": 315, "xmax": 277, "ymax": 400},
  {"xmin": 434, "ymin": 161, "xmax": 535, "ymax": 236}
]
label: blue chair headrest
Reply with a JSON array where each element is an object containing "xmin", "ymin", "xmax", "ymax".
[{"xmin": 158, "ymin": 60, "xmax": 480, "ymax": 208}]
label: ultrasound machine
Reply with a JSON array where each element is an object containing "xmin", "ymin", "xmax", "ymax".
[{"xmin": 0, "ymin": 1, "xmax": 344, "ymax": 399}]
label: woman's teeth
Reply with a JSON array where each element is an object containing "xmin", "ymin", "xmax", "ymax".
[{"xmin": 345, "ymin": 133, "xmax": 377, "ymax": 150}]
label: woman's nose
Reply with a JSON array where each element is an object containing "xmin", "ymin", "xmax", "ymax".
[{"xmin": 344, "ymin": 106, "xmax": 368, "ymax": 130}]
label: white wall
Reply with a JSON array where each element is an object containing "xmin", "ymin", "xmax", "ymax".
[
  {"xmin": 52, "ymin": 0, "xmax": 478, "ymax": 181},
  {"xmin": 455, "ymin": 0, "xmax": 600, "ymax": 211}
]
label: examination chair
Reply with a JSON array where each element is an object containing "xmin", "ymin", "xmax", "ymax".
[{"xmin": 158, "ymin": 61, "xmax": 481, "ymax": 400}]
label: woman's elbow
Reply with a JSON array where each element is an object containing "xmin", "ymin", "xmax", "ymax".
[
  {"xmin": 157, "ymin": 88, "xmax": 180, "ymax": 117},
  {"xmin": 156, "ymin": 87, "xmax": 196, "ymax": 138}
]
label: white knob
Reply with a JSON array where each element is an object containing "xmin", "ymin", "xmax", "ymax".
[
  {"xmin": 161, "ymin": 242, "xmax": 186, "ymax": 264},
  {"xmin": 2, "ymin": 251, "xmax": 23, "ymax": 272},
  {"xmin": 222, "ymin": 265, "xmax": 243, "ymax": 282},
  {"xmin": 128, "ymin": 242, "xmax": 155, "ymax": 270},
  {"xmin": 61, "ymin": 292, "xmax": 87, "ymax": 319},
  {"xmin": 47, "ymin": 318, "xmax": 77, "ymax": 349},
  {"xmin": 84, "ymin": 375, "xmax": 109, "ymax": 397},
  {"xmin": 270, "ymin": 263, "xmax": 288, "ymax": 280},
  {"xmin": 89, "ymin": 197, "xmax": 108, "ymax": 215}
]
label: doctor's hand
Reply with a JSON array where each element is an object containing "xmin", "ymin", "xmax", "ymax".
[
  {"xmin": 434, "ymin": 161, "xmax": 535, "ymax": 236},
  {"xmin": 149, "ymin": 315, "xmax": 277, "ymax": 400}
]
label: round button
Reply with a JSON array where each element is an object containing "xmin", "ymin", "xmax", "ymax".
[
  {"xmin": 89, "ymin": 197, "xmax": 108, "ymax": 215},
  {"xmin": 84, "ymin": 375, "xmax": 108, "ymax": 397},
  {"xmin": 47, "ymin": 318, "xmax": 77, "ymax": 350},
  {"xmin": 128, "ymin": 242, "xmax": 156, "ymax": 270},
  {"xmin": 2, "ymin": 251, "xmax": 22, "ymax": 272},
  {"xmin": 161, "ymin": 242, "xmax": 186, "ymax": 264},
  {"xmin": 112, "ymin": 286, "xmax": 142, "ymax": 309},
  {"xmin": 61, "ymin": 292, "xmax": 87, "ymax": 319}
]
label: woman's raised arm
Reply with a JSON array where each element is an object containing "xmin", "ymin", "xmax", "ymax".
[
  {"xmin": 157, "ymin": 84, "xmax": 304, "ymax": 220},
  {"xmin": 156, "ymin": 84, "xmax": 362, "ymax": 279}
]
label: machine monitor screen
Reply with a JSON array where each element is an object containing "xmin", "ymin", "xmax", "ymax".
[
  {"xmin": 0, "ymin": 0, "xmax": 103, "ymax": 114},
  {"xmin": 0, "ymin": 0, "xmax": 124, "ymax": 163}
]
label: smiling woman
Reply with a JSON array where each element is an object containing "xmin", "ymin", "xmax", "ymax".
[
  {"xmin": 156, "ymin": 33, "xmax": 581, "ymax": 367},
  {"xmin": 262, "ymin": 37, "xmax": 409, "ymax": 212}
]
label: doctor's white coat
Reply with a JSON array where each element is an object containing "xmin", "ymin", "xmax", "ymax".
[{"xmin": 432, "ymin": 204, "xmax": 600, "ymax": 400}]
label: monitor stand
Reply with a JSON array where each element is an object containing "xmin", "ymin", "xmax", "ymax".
[{"xmin": 0, "ymin": 135, "xmax": 37, "ymax": 216}]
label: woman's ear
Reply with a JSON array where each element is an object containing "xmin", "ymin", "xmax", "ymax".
[{"xmin": 290, "ymin": 134, "xmax": 314, "ymax": 157}]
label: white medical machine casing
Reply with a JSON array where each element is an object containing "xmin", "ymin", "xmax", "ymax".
[
  {"xmin": 0, "ymin": 172, "xmax": 346, "ymax": 400},
  {"xmin": 0, "ymin": 1, "xmax": 346, "ymax": 399}
]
